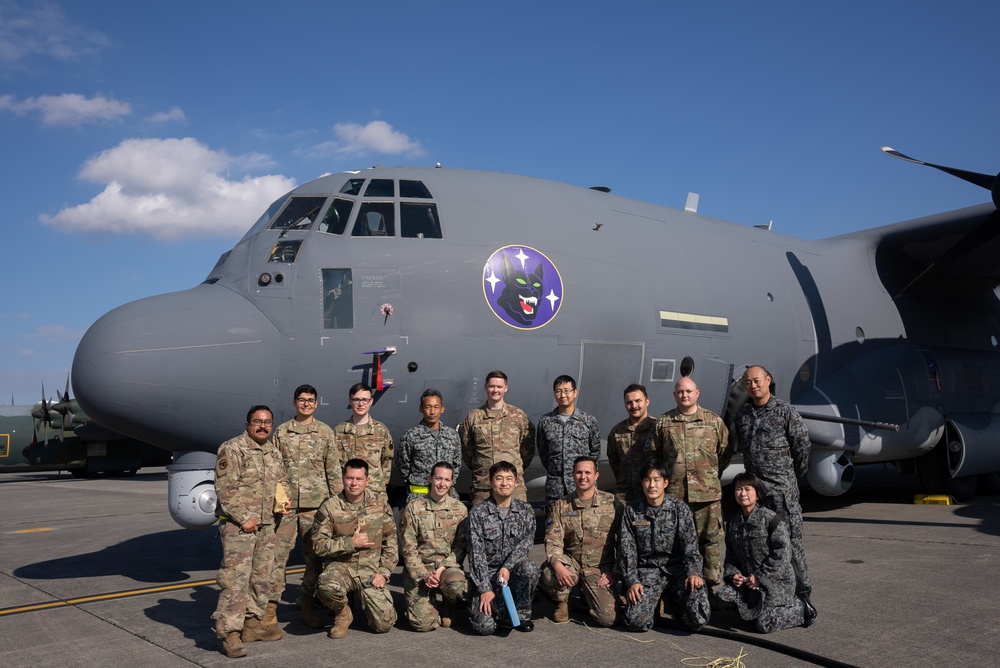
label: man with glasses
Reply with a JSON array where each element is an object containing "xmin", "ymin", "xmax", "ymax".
[
  {"xmin": 333, "ymin": 383, "xmax": 394, "ymax": 494},
  {"xmin": 270, "ymin": 384, "xmax": 339, "ymax": 630},
  {"xmin": 212, "ymin": 405, "xmax": 290, "ymax": 658},
  {"xmin": 654, "ymin": 377, "xmax": 731, "ymax": 591},
  {"xmin": 537, "ymin": 375, "xmax": 601, "ymax": 508}
]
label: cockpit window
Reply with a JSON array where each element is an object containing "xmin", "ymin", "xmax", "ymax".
[
  {"xmin": 401, "ymin": 202, "xmax": 441, "ymax": 238},
  {"xmin": 268, "ymin": 239, "xmax": 303, "ymax": 263},
  {"xmin": 241, "ymin": 196, "xmax": 289, "ymax": 241},
  {"xmin": 318, "ymin": 198, "xmax": 354, "ymax": 235},
  {"xmin": 352, "ymin": 202, "xmax": 395, "ymax": 237},
  {"xmin": 323, "ymin": 268, "xmax": 353, "ymax": 329},
  {"xmin": 364, "ymin": 179, "xmax": 395, "ymax": 197},
  {"xmin": 400, "ymin": 180, "xmax": 432, "ymax": 198},
  {"xmin": 269, "ymin": 196, "xmax": 327, "ymax": 231},
  {"xmin": 340, "ymin": 178, "xmax": 365, "ymax": 196}
]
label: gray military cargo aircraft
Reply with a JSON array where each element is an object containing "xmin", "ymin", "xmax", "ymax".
[{"xmin": 71, "ymin": 149, "xmax": 1000, "ymax": 529}]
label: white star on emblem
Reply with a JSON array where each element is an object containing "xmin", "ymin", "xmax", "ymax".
[
  {"xmin": 514, "ymin": 248, "xmax": 529, "ymax": 269},
  {"xmin": 546, "ymin": 289, "xmax": 560, "ymax": 310},
  {"xmin": 485, "ymin": 270, "xmax": 501, "ymax": 293}
]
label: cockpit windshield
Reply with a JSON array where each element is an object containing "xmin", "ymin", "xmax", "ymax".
[{"xmin": 269, "ymin": 196, "xmax": 327, "ymax": 231}]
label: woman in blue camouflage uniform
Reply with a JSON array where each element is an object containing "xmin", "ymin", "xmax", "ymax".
[{"xmin": 716, "ymin": 473, "xmax": 817, "ymax": 632}]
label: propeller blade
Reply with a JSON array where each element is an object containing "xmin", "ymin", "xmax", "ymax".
[{"xmin": 881, "ymin": 146, "xmax": 996, "ymax": 192}]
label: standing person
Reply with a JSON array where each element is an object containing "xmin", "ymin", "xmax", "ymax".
[
  {"xmin": 461, "ymin": 370, "xmax": 535, "ymax": 506},
  {"xmin": 607, "ymin": 384, "xmax": 658, "ymax": 504},
  {"xmin": 399, "ymin": 461, "xmax": 468, "ymax": 631},
  {"xmin": 270, "ymin": 384, "xmax": 339, "ymax": 629},
  {"xmin": 536, "ymin": 375, "xmax": 602, "ymax": 507},
  {"xmin": 734, "ymin": 365, "xmax": 813, "ymax": 601},
  {"xmin": 541, "ymin": 456, "xmax": 621, "ymax": 627},
  {"xmin": 466, "ymin": 461, "xmax": 539, "ymax": 634},
  {"xmin": 312, "ymin": 459, "xmax": 398, "ymax": 638},
  {"xmin": 212, "ymin": 406, "xmax": 290, "ymax": 658},
  {"xmin": 397, "ymin": 389, "xmax": 462, "ymax": 505},
  {"xmin": 716, "ymin": 473, "xmax": 817, "ymax": 632},
  {"xmin": 333, "ymin": 383, "xmax": 394, "ymax": 494},
  {"xmin": 655, "ymin": 377, "xmax": 731, "ymax": 589},
  {"xmin": 619, "ymin": 460, "xmax": 711, "ymax": 633}
]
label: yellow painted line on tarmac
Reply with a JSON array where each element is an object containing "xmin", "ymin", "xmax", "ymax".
[
  {"xmin": 13, "ymin": 528, "xmax": 54, "ymax": 534},
  {"xmin": 0, "ymin": 566, "xmax": 305, "ymax": 617}
]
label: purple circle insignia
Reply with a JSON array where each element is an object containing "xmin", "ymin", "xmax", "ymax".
[{"xmin": 482, "ymin": 245, "xmax": 563, "ymax": 330}]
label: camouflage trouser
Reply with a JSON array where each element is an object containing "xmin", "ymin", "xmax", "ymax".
[
  {"xmin": 271, "ymin": 508, "xmax": 320, "ymax": 601},
  {"xmin": 689, "ymin": 500, "xmax": 723, "ymax": 586},
  {"xmin": 540, "ymin": 557, "xmax": 618, "ymax": 627},
  {"xmin": 315, "ymin": 563, "xmax": 396, "ymax": 633},
  {"xmin": 470, "ymin": 483, "xmax": 528, "ymax": 506},
  {"xmin": 468, "ymin": 560, "xmax": 539, "ymax": 635},
  {"xmin": 762, "ymin": 487, "xmax": 811, "ymax": 595},
  {"xmin": 715, "ymin": 584, "xmax": 805, "ymax": 633},
  {"xmin": 623, "ymin": 568, "xmax": 710, "ymax": 632},
  {"xmin": 212, "ymin": 521, "xmax": 277, "ymax": 635},
  {"xmin": 403, "ymin": 567, "xmax": 468, "ymax": 631}
]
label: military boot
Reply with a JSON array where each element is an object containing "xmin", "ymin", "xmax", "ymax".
[
  {"xmin": 440, "ymin": 599, "xmax": 455, "ymax": 628},
  {"xmin": 553, "ymin": 600, "xmax": 570, "ymax": 624},
  {"xmin": 242, "ymin": 614, "xmax": 281, "ymax": 642},
  {"xmin": 259, "ymin": 602, "xmax": 283, "ymax": 640},
  {"xmin": 301, "ymin": 594, "xmax": 325, "ymax": 629},
  {"xmin": 328, "ymin": 605, "xmax": 353, "ymax": 639},
  {"xmin": 221, "ymin": 631, "xmax": 247, "ymax": 658}
]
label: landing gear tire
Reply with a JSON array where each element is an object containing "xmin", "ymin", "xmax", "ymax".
[
  {"xmin": 69, "ymin": 468, "xmax": 87, "ymax": 479},
  {"xmin": 977, "ymin": 472, "xmax": 1000, "ymax": 496},
  {"xmin": 915, "ymin": 438, "xmax": 977, "ymax": 502}
]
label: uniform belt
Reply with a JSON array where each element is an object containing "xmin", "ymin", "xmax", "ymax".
[{"xmin": 408, "ymin": 484, "xmax": 429, "ymax": 494}]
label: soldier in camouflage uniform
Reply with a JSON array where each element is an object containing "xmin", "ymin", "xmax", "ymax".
[
  {"xmin": 399, "ymin": 461, "xmax": 468, "ymax": 631},
  {"xmin": 620, "ymin": 459, "xmax": 711, "ymax": 632},
  {"xmin": 607, "ymin": 384, "xmax": 658, "ymax": 504},
  {"xmin": 715, "ymin": 473, "xmax": 817, "ymax": 632},
  {"xmin": 655, "ymin": 377, "xmax": 731, "ymax": 587},
  {"xmin": 270, "ymin": 384, "xmax": 340, "ymax": 630},
  {"xmin": 537, "ymin": 375, "xmax": 602, "ymax": 506},
  {"xmin": 466, "ymin": 461, "xmax": 539, "ymax": 634},
  {"xmin": 312, "ymin": 458, "xmax": 398, "ymax": 638},
  {"xmin": 397, "ymin": 389, "xmax": 462, "ymax": 505},
  {"xmin": 735, "ymin": 366, "xmax": 813, "ymax": 598},
  {"xmin": 333, "ymin": 383, "xmax": 394, "ymax": 495},
  {"xmin": 541, "ymin": 456, "xmax": 621, "ymax": 627},
  {"xmin": 461, "ymin": 370, "xmax": 535, "ymax": 506},
  {"xmin": 212, "ymin": 406, "xmax": 290, "ymax": 658}
]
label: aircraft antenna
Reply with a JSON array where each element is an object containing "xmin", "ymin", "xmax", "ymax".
[{"xmin": 684, "ymin": 192, "xmax": 699, "ymax": 213}]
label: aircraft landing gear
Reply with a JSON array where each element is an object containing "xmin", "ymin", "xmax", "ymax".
[{"xmin": 914, "ymin": 435, "xmax": 977, "ymax": 502}]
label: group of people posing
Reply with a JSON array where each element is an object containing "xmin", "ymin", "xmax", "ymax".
[{"xmin": 211, "ymin": 365, "xmax": 818, "ymax": 659}]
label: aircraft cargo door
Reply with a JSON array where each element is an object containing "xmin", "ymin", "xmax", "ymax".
[{"xmin": 578, "ymin": 341, "xmax": 645, "ymax": 441}]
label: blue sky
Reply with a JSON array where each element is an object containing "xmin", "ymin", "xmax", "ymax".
[{"xmin": 1, "ymin": 0, "xmax": 998, "ymax": 404}]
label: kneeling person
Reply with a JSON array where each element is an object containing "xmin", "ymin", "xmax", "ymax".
[
  {"xmin": 541, "ymin": 456, "xmax": 621, "ymax": 627},
  {"xmin": 467, "ymin": 461, "xmax": 539, "ymax": 634},
  {"xmin": 312, "ymin": 458, "xmax": 398, "ymax": 638},
  {"xmin": 620, "ymin": 459, "xmax": 711, "ymax": 632},
  {"xmin": 715, "ymin": 473, "xmax": 816, "ymax": 632},
  {"xmin": 399, "ymin": 461, "xmax": 469, "ymax": 631}
]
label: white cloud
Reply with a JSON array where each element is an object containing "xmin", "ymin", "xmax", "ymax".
[
  {"xmin": 26, "ymin": 324, "xmax": 85, "ymax": 343},
  {"xmin": 18, "ymin": 348, "xmax": 35, "ymax": 359},
  {"xmin": 298, "ymin": 120, "xmax": 424, "ymax": 159},
  {"xmin": 40, "ymin": 137, "xmax": 297, "ymax": 241},
  {"xmin": 0, "ymin": 1, "xmax": 109, "ymax": 67},
  {"xmin": 147, "ymin": 106, "xmax": 186, "ymax": 125},
  {"xmin": 0, "ymin": 93, "xmax": 131, "ymax": 125}
]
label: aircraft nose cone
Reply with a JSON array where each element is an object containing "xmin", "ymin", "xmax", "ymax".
[{"xmin": 72, "ymin": 285, "xmax": 281, "ymax": 452}]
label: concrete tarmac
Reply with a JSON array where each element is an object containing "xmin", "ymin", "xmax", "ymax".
[{"xmin": 1, "ymin": 466, "xmax": 998, "ymax": 668}]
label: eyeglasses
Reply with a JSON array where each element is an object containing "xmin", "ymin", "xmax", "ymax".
[
  {"xmin": 296, "ymin": 398, "xmax": 317, "ymax": 405},
  {"xmin": 554, "ymin": 389, "xmax": 576, "ymax": 396},
  {"xmin": 350, "ymin": 397, "xmax": 372, "ymax": 405},
  {"xmin": 250, "ymin": 419, "xmax": 273, "ymax": 426}
]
